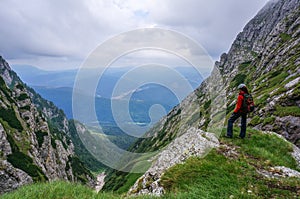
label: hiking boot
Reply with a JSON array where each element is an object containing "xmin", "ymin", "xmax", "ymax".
[{"xmin": 224, "ymin": 135, "xmax": 233, "ymax": 138}]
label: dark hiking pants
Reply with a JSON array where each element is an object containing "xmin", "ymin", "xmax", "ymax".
[{"xmin": 227, "ymin": 112, "xmax": 247, "ymax": 138}]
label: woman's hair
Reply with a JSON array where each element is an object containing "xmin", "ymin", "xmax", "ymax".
[{"xmin": 240, "ymin": 86, "xmax": 249, "ymax": 94}]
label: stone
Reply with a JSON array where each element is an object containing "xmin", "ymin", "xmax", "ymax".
[
  {"xmin": 95, "ymin": 172, "xmax": 106, "ymax": 193},
  {"xmin": 128, "ymin": 127, "xmax": 219, "ymax": 196},
  {"xmin": 285, "ymin": 77, "xmax": 300, "ymax": 89}
]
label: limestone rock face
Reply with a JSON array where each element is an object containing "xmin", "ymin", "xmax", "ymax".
[
  {"xmin": 0, "ymin": 160, "xmax": 33, "ymax": 194},
  {"xmin": 0, "ymin": 56, "xmax": 94, "ymax": 194},
  {"xmin": 0, "ymin": 123, "xmax": 33, "ymax": 194},
  {"xmin": 218, "ymin": 0, "xmax": 300, "ymax": 146},
  {"xmin": 128, "ymin": 128, "xmax": 219, "ymax": 196}
]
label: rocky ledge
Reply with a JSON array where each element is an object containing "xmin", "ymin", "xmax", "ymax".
[{"xmin": 128, "ymin": 127, "xmax": 219, "ymax": 196}]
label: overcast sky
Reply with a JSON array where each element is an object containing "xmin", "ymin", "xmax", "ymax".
[{"xmin": 0, "ymin": 0, "xmax": 269, "ymax": 70}]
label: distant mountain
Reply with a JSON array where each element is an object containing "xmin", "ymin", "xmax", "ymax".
[
  {"xmin": 12, "ymin": 65, "xmax": 76, "ymax": 87},
  {"xmin": 12, "ymin": 65, "xmax": 204, "ymax": 93},
  {"xmin": 13, "ymin": 65, "xmax": 204, "ymax": 131}
]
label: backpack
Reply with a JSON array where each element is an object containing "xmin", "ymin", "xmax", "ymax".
[{"xmin": 242, "ymin": 93, "xmax": 255, "ymax": 113}]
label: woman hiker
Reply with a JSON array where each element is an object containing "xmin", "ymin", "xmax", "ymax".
[{"xmin": 225, "ymin": 83, "xmax": 250, "ymax": 139}]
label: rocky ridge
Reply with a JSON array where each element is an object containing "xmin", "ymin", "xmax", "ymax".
[{"xmin": 0, "ymin": 56, "xmax": 94, "ymax": 194}]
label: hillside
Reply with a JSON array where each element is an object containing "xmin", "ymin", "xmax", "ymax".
[
  {"xmin": 129, "ymin": 0, "xmax": 300, "ymax": 154},
  {"xmin": 103, "ymin": 0, "xmax": 300, "ymax": 196},
  {"xmin": 2, "ymin": 130, "xmax": 300, "ymax": 198},
  {"xmin": 0, "ymin": 56, "xmax": 98, "ymax": 193}
]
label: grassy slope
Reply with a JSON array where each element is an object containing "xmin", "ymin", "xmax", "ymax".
[
  {"xmin": 2, "ymin": 129, "xmax": 299, "ymax": 199},
  {"xmin": 0, "ymin": 181, "xmax": 117, "ymax": 199},
  {"xmin": 160, "ymin": 128, "xmax": 300, "ymax": 199}
]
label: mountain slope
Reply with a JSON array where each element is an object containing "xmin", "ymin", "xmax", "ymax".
[
  {"xmin": 103, "ymin": 0, "xmax": 300, "ymax": 195},
  {"xmin": 0, "ymin": 56, "xmax": 95, "ymax": 194},
  {"xmin": 2, "ymin": 130, "xmax": 300, "ymax": 198},
  {"xmin": 132, "ymin": 0, "xmax": 300, "ymax": 153}
]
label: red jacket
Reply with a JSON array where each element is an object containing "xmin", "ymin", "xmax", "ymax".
[{"xmin": 234, "ymin": 90, "xmax": 246, "ymax": 113}]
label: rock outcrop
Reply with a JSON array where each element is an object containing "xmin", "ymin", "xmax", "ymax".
[
  {"xmin": 128, "ymin": 127, "xmax": 219, "ymax": 196},
  {"xmin": 0, "ymin": 56, "xmax": 94, "ymax": 194}
]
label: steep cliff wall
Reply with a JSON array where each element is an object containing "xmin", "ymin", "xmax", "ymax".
[{"xmin": 0, "ymin": 56, "xmax": 94, "ymax": 194}]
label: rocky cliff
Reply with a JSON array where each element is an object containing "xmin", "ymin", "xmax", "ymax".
[
  {"xmin": 103, "ymin": 0, "xmax": 300, "ymax": 195},
  {"xmin": 218, "ymin": 0, "xmax": 300, "ymax": 144},
  {"xmin": 0, "ymin": 56, "xmax": 94, "ymax": 194},
  {"xmin": 132, "ymin": 0, "xmax": 300, "ymax": 153}
]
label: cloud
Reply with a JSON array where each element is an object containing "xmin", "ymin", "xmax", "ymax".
[{"xmin": 0, "ymin": 0, "xmax": 269, "ymax": 70}]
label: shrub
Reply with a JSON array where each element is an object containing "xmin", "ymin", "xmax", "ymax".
[
  {"xmin": 0, "ymin": 76, "xmax": 14, "ymax": 103},
  {"xmin": 6, "ymin": 132, "xmax": 19, "ymax": 153},
  {"xmin": 0, "ymin": 107, "xmax": 23, "ymax": 131},
  {"xmin": 231, "ymin": 74, "xmax": 247, "ymax": 88},
  {"xmin": 17, "ymin": 93, "xmax": 29, "ymax": 101},
  {"xmin": 68, "ymin": 156, "xmax": 91, "ymax": 184},
  {"xmin": 51, "ymin": 137, "xmax": 57, "ymax": 149},
  {"xmin": 204, "ymin": 99, "xmax": 211, "ymax": 110},
  {"xmin": 21, "ymin": 105, "xmax": 31, "ymax": 111},
  {"xmin": 7, "ymin": 151, "xmax": 47, "ymax": 182},
  {"xmin": 280, "ymin": 33, "xmax": 292, "ymax": 42},
  {"xmin": 35, "ymin": 130, "xmax": 48, "ymax": 147},
  {"xmin": 16, "ymin": 84, "xmax": 24, "ymax": 90}
]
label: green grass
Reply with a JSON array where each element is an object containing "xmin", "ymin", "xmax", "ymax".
[
  {"xmin": 263, "ymin": 116, "xmax": 276, "ymax": 125},
  {"xmin": 249, "ymin": 115, "xmax": 262, "ymax": 126},
  {"xmin": 113, "ymin": 173, "xmax": 142, "ymax": 194},
  {"xmin": 279, "ymin": 33, "xmax": 292, "ymax": 43},
  {"xmin": 0, "ymin": 181, "xmax": 160, "ymax": 199},
  {"xmin": 102, "ymin": 152, "xmax": 154, "ymax": 193},
  {"xmin": 231, "ymin": 131, "xmax": 297, "ymax": 169},
  {"xmin": 231, "ymin": 74, "xmax": 247, "ymax": 88},
  {"xmin": 252, "ymin": 69, "xmax": 289, "ymax": 98},
  {"xmin": 274, "ymin": 105, "xmax": 300, "ymax": 117},
  {"xmin": 238, "ymin": 61, "xmax": 252, "ymax": 71},
  {"xmin": 0, "ymin": 181, "xmax": 119, "ymax": 199},
  {"xmin": 160, "ymin": 130, "xmax": 300, "ymax": 199}
]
